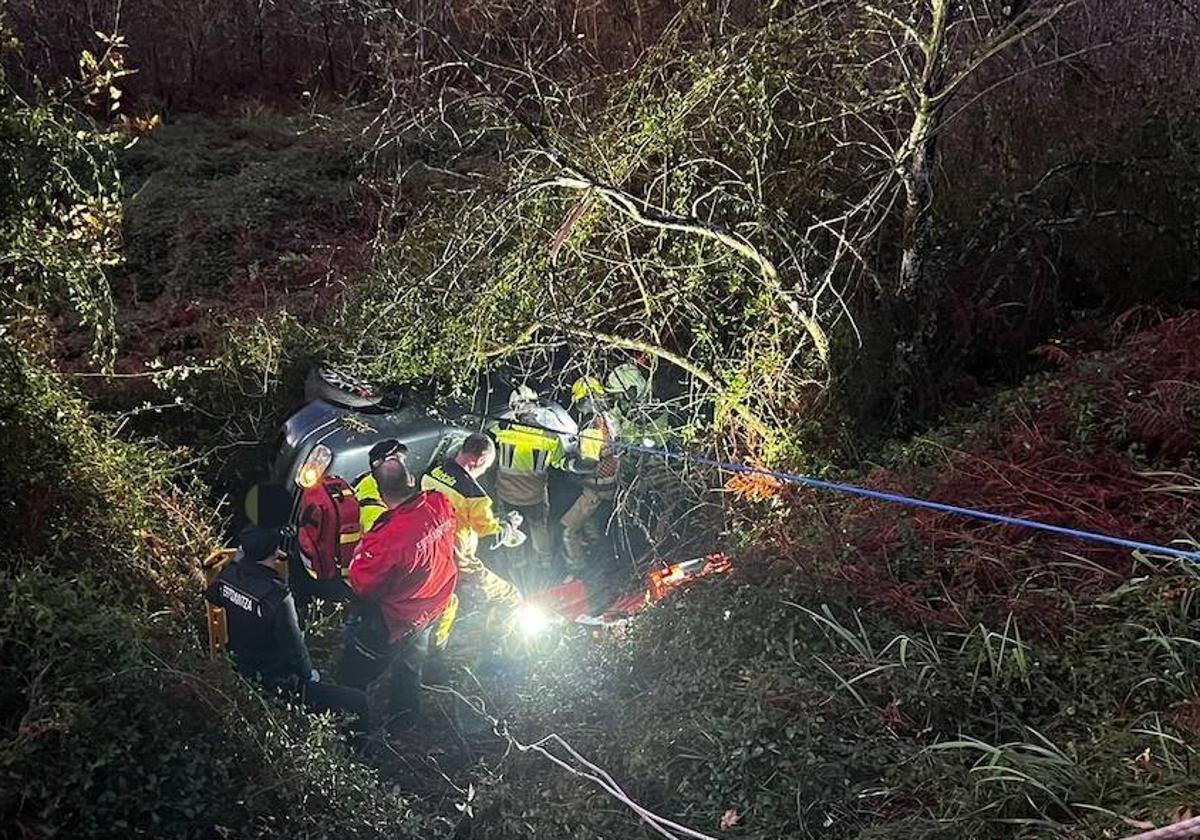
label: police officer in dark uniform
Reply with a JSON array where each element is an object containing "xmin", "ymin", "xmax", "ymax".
[{"xmin": 206, "ymin": 525, "xmax": 368, "ymax": 741}]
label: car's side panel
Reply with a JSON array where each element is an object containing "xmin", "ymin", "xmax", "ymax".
[{"xmin": 272, "ymin": 399, "xmax": 469, "ymax": 492}]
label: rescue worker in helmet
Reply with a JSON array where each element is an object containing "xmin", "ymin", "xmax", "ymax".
[
  {"xmin": 561, "ymin": 377, "xmax": 622, "ymax": 570},
  {"xmin": 422, "ymin": 432, "xmax": 525, "ymax": 608},
  {"xmin": 279, "ymin": 469, "xmax": 357, "ymax": 626},
  {"xmin": 488, "ymin": 385, "xmax": 572, "ymax": 568},
  {"xmin": 354, "ymin": 438, "xmax": 469, "ymax": 654},
  {"xmin": 605, "ymin": 362, "xmax": 671, "ymax": 447},
  {"xmin": 420, "ymin": 433, "xmax": 525, "ymax": 662},
  {"xmin": 602, "ymin": 362, "xmax": 685, "ymax": 566},
  {"xmin": 206, "ymin": 524, "xmax": 368, "ymax": 742}
]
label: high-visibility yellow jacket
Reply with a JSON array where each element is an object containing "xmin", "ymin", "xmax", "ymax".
[
  {"xmin": 421, "ymin": 458, "xmax": 519, "ymax": 604},
  {"xmin": 354, "ymin": 473, "xmax": 389, "ymax": 532},
  {"xmin": 489, "ymin": 415, "xmax": 568, "ymax": 506}
]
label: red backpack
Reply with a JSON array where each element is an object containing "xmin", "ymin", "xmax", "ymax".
[{"xmin": 296, "ymin": 475, "xmax": 362, "ymax": 579}]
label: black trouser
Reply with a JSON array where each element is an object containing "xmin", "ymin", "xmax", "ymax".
[
  {"xmin": 257, "ymin": 675, "xmax": 368, "ymax": 748},
  {"xmin": 287, "ymin": 552, "xmax": 353, "ymax": 627},
  {"xmin": 335, "ymin": 606, "xmax": 434, "ymax": 724},
  {"xmin": 300, "ymin": 679, "xmax": 369, "ymax": 743}
]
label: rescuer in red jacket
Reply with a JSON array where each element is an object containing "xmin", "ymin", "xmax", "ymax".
[{"xmin": 335, "ymin": 456, "xmax": 457, "ymax": 727}]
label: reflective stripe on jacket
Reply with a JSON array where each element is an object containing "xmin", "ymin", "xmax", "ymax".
[
  {"xmin": 421, "ymin": 458, "xmax": 519, "ymax": 604},
  {"xmin": 354, "ymin": 473, "xmax": 389, "ymax": 532},
  {"xmin": 490, "ymin": 416, "xmax": 568, "ymax": 506},
  {"xmin": 493, "ymin": 422, "xmax": 567, "ymax": 473}
]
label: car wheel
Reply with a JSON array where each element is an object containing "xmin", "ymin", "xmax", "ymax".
[{"xmin": 304, "ymin": 365, "xmax": 382, "ymax": 409}]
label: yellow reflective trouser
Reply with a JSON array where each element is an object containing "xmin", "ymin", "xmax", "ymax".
[{"xmin": 433, "ymin": 592, "xmax": 459, "ymax": 650}]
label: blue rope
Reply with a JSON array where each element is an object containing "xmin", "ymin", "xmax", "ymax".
[
  {"xmin": 484, "ymin": 411, "xmax": 1200, "ymax": 561},
  {"xmin": 612, "ymin": 440, "xmax": 1200, "ymax": 562}
]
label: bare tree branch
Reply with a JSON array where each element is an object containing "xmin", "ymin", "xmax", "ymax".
[
  {"xmin": 521, "ymin": 166, "xmax": 830, "ymax": 362},
  {"xmin": 865, "ymin": 4, "xmax": 927, "ymax": 52},
  {"xmin": 936, "ymin": 2, "xmax": 1077, "ymax": 103},
  {"xmin": 484, "ymin": 321, "xmax": 776, "ymax": 440}
]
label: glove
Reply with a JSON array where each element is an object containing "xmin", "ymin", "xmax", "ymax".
[
  {"xmin": 495, "ymin": 520, "xmax": 527, "ymax": 549},
  {"xmin": 502, "ymin": 510, "xmax": 524, "ymax": 529},
  {"xmin": 310, "ymin": 668, "xmax": 321, "ymax": 683}
]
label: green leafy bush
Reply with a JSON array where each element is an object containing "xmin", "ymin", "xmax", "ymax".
[
  {"xmin": 0, "ymin": 566, "xmax": 443, "ymax": 839},
  {"xmin": 0, "ymin": 341, "xmax": 446, "ymax": 838},
  {"xmin": 0, "ymin": 340, "xmax": 205, "ymax": 603},
  {"xmin": 0, "ymin": 65, "xmax": 122, "ymax": 360},
  {"xmin": 118, "ymin": 114, "xmax": 360, "ymax": 297}
]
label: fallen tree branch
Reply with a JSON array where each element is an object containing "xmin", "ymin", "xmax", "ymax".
[
  {"xmin": 521, "ymin": 165, "xmax": 830, "ymax": 363},
  {"xmin": 481, "ymin": 321, "xmax": 776, "ymax": 442},
  {"xmin": 480, "ymin": 322, "xmax": 553, "ymax": 360}
]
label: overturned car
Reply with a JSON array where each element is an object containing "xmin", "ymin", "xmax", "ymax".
[
  {"xmin": 204, "ymin": 366, "xmax": 728, "ymax": 660},
  {"xmin": 271, "ymin": 366, "xmax": 474, "ymax": 493}
]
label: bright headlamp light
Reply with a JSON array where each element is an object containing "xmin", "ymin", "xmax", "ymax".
[{"xmin": 514, "ymin": 603, "xmax": 554, "ymax": 638}]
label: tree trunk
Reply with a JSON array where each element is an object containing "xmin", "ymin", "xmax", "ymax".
[
  {"xmin": 886, "ymin": 0, "xmax": 951, "ymax": 424},
  {"xmin": 896, "ymin": 0, "xmax": 951, "ymax": 303},
  {"xmin": 253, "ymin": 0, "xmax": 265, "ymax": 76},
  {"xmin": 322, "ymin": 7, "xmax": 337, "ymax": 92},
  {"xmin": 898, "ymin": 107, "xmax": 937, "ymax": 303}
]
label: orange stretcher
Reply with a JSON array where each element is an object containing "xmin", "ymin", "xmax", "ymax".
[{"xmin": 528, "ymin": 553, "xmax": 733, "ymax": 626}]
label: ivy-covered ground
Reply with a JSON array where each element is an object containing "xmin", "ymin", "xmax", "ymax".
[
  {"xmin": 56, "ymin": 112, "xmax": 369, "ymax": 382},
  {"xmin": 402, "ymin": 313, "xmax": 1200, "ymax": 840}
]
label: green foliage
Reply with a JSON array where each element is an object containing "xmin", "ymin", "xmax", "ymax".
[
  {"xmin": 0, "ymin": 343, "xmax": 447, "ymax": 838},
  {"xmin": 0, "ymin": 566, "xmax": 442, "ymax": 839},
  {"xmin": 453, "ymin": 318, "xmax": 1200, "ymax": 837},
  {"xmin": 0, "ymin": 69, "xmax": 122, "ymax": 361},
  {"xmin": 463, "ymin": 567, "xmax": 1200, "ymax": 839},
  {"xmin": 0, "ymin": 567, "xmax": 230, "ymax": 836},
  {"xmin": 338, "ymin": 236, "xmax": 543, "ymax": 393},
  {"xmin": 0, "ymin": 339, "xmax": 205, "ymax": 603},
  {"xmin": 329, "ymin": 7, "xmax": 883, "ymax": 443},
  {"xmin": 7, "ymin": 4, "xmax": 1200, "ymax": 838},
  {"xmin": 118, "ymin": 114, "xmax": 360, "ymax": 297},
  {"xmin": 166, "ymin": 308, "xmax": 328, "ymax": 492}
]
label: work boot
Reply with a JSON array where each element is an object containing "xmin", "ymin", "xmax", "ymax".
[{"xmin": 422, "ymin": 652, "xmax": 450, "ymax": 687}]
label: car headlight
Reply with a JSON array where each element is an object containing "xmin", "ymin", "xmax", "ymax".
[{"xmin": 296, "ymin": 443, "xmax": 333, "ymax": 489}]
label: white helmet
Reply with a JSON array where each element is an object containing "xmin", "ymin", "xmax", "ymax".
[
  {"xmin": 529, "ymin": 403, "xmax": 578, "ymax": 436},
  {"xmin": 605, "ymin": 363, "xmax": 649, "ymax": 402},
  {"xmin": 509, "ymin": 384, "xmax": 539, "ymax": 412}
]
